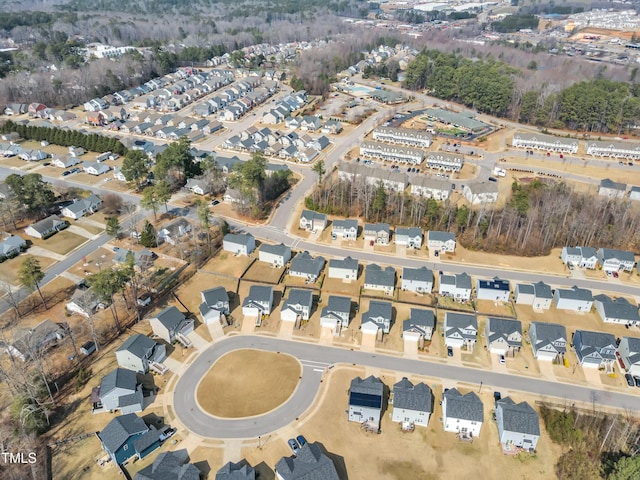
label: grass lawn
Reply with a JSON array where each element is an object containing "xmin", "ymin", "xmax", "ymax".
[
  {"xmin": 200, "ymin": 251, "xmax": 254, "ymax": 277},
  {"xmin": 196, "ymin": 349, "xmax": 300, "ymax": 417},
  {"xmin": 31, "ymin": 230, "xmax": 87, "ymax": 255},
  {"xmin": 0, "ymin": 254, "xmax": 56, "ymax": 285}
]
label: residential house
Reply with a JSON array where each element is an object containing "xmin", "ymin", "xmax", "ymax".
[
  {"xmin": 19, "ymin": 149, "xmax": 48, "ymax": 161},
  {"xmin": 463, "ymin": 182, "xmax": 499, "ymax": 204},
  {"xmin": 337, "ymin": 162, "xmax": 408, "ymax": 193},
  {"xmin": 486, "ymin": 318, "xmax": 522, "ymax": 355},
  {"xmin": 331, "ymin": 219, "xmax": 358, "ymax": 240},
  {"xmin": 363, "ymin": 223, "xmax": 391, "ymax": 245},
  {"xmin": 617, "ymin": 336, "xmax": 640, "ymax": 376},
  {"xmin": 216, "ymin": 461, "xmax": 256, "ymax": 480},
  {"xmin": 321, "ymin": 120, "xmax": 343, "ymax": 134},
  {"xmin": 529, "ymin": 322, "xmax": 567, "ymax": 361},
  {"xmin": 97, "ymin": 413, "xmax": 160, "ymax": 465},
  {"xmin": 401, "ymin": 266, "xmax": 433, "ymax": 294},
  {"xmin": 427, "ymin": 231, "xmax": 456, "ymax": 253},
  {"xmin": 299, "ymin": 210, "xmax": 327, "ymax": 232},
  {"xmin": 597, "ymin": 248, "xmax": 636, "ymax": 273},
  {"xmin": 360, "ymin": 141, "xmax": 424, "ymax": 165},
  {"xmin": 586, "ymin": 140, "xmax": 640, "ymax": 160},
  {"xmin": 438, "ymin": 272, "xmax": 472, "ymax": 301},
  {"xmin": 573, "ymin": 330, "xmax": 617, "ymax": 370},
  {"xmin": 136, "ymin": 451, "xmax": 201, "ymax": 480},
  {"xmin": 24, "ymin": 215, "xmax": 66, "ymax": 239},
  {"xmin": 280, "ymin": 288, "xmax": 313, "ymax": 322},
  {"xmin": 0, "ymin": 235, "xmax": 26, "ymax": 258},
  {"xmin": 199, "ymin": 287, "xmax": 230, "ymax": 325},
  {"xmin": 629, "ymin": 186, "xmax": 640, "ymax": 201},
  {"xmin": 258, "ymin": 243, "xmax": 291, "ymax": 267},
  {"xmin": 274, "ymin": 443, "xmax": 340, "ymax": 480},
  {"xmin": 476, "ymin": 277, "xmax": 510, "ymax": 302},
  {"xmin": 348, "ymin": 376, "xmax": 384, "ymax": 427},
  {"xmin": 402, "ymin": 308, "xmax": 435, "ymax": 352},
  {"xmin": 5, "ymin": 320, "xmax": 66, "ymax": 361},
  {"xmin": 83, "ymin": 161, "xmax": 111, "ymax": 176},
  {"xmin": 66, "ymin": 287, "xmax": 102, "ymax": 317},
  {"xmin": 158, "ymin": 218, "xmax": 192, "ymax": 245},
  {"xmin": 511, "ymin": 132, "xmax": 578, "ymax": 153},
  {"xmin": 410, "ymin": 176, "xmax": 452, "ymax": 200},
  {"xmin": 495, "ymin": 398, "xmax": 540, "ymax": 452},
  {"xmin": 361, "ymin": 300, "xmax": 393, "ymax": 335},
  {"xmin": 372, "ymin": 126, "xmax": 432, "ymax": 148},
  {"xmin": 327, "ymin": 256, "xmax": 358, "ymax": 281},
  {"xmin": 444, "ymin": 312, "xmax": 478, "ymax": 351},
  {"xmin": 425, "ymin": 152, "xmax": 464, "ymax": 172},
  {"xmin": 115, "ymin": 334, "xmax": 167, "ymax": 374},
  {"xmin": 112, "ymin": 248, "xmax": 155, "ymax": 268},
  {"xmin": 391, "ymin": 378, "xmax": 432, "ymax": 428},
  {"xmin": 94, "ymin": 368, "xmax": 143, "ymax": 414},
  {"xmin": 442, "ymin": 388, "xmax": 484, "ymax": 438},
  {"xmin": 395, "ymin": 227, "xmax": 422, "ymax": 249},
  {"xmin": 514, "ymin": 282, "xmax": 553, "ymax": 310},
  {"xmin": 320, "ymin": 295, "xmax": 352, "ymax": 334},
  {"xmin": 363, "ymin": 264, "xmax": 396, "ymax": 295},
  {"xmin": 149, "ymin": 306, "xmax": 195, "ymax": 345},
  {"xmin": 185, "ymin": 178, "xmax": 212, "ymax": 195},
  {"xmin": 288, "ymin": 252, "xmax": 325, "ymax": 282},
  {"xmin": 553, "ymin": 286, "xmax": 594, "ymax": 312},
  {"xmin": 69, "ymin": 146, "xmax": 86, "ymax": 157},
  {"xmin": 53, "ymin": 155, "xmax": 81, "ymax": 169},
  {"xmin": 61, "ymin": 194, "xmax": 102, "ymax": 220},
  {"xmin": 223, "ymin": 233, "xmax": 256, "ymax": 256},
  {"xmin": 598, "ymin": 178, "xmax": 627, "ymax": 199},
  {"xmin": 593, "ymin": 294, "xmax": 640, "ymax": 326},
  {"xmin": 242, "ymin": 285, "xmax": 274, "ymax": 322},
  {"xmin": 561, "ymin": 246, "xmax": 598, "ymax": 269}
]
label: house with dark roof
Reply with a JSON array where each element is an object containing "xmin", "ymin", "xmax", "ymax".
[
  {"xmin": 529, "ymin": 322, "xmax": 567, "ymax": 362},
  {"xmin": 299, "ymin": 210, "xmax": 327, "ymax": 232},
  {"xmin": 561, "ymin": 246, "xmax": 598, "ymax": 269},
  {"xmin": 275, "ymin": 442, "xmax": 340, "ymax": 480},
  {"xmin": 115, "ymin": 334, "xmax": 167, "ymax": 374},
  {"xmin": 320, "ymin": 295, "xmax": 352, "ymax": 334},
  {"xmin": 476, "ymin": 277, "xmax": 510, "ymax": 302},
  {"xmin": 593, "ymin": 294, "xmax": 640, "ymax": 326},
  {"xmin": 597, "ymin": 248, "xmax": 636, "ymax": 273},
  {"xmin": 259, "ymin": 243, "xmax": 291, "ymax": 266},
  {"xmin": 444, "ymin": 312, "xmax": 478, "ymax": 351},
  {"xmin": 442, "ymin": 388, "xmax": 484, "ymax": 437},
  {"xmin": 348, "ymin": 375, "xmax": 384, "ymax": 427},
  {"xmin": 402, "ymin": 308, "xmax": 436, "ymax": 352},
  {"xmin": 331, "ymin": 218, "xmax": 358, "ymax": 240},
  {"xmin": 66, "ymin": 287, "xmax": 103, "ymax": 317},
  {"xmin": 428, "ymin": 232, "xmax": 457, "ymax": 253},
  {"xmin": 159, "ymin": 218, "xmax": 192, "ymax": 246},
  {"xmin": 553, "ymin": 286, "xmax": 593, "ymax": 312},
  {"xmin": 94, "ymin": 367, "xmax": 143, "ymax": 414},
  {"xmin": 486, "ymin": 318, "xmax": 522, "ymax": 356},
  {"xmin": 98, "ymin": 413, "xmax": 161, "ymax": 465},
  {"xmin": 135, "ymin": 450, "xmax": 201, "ymax": 480},
  {"xmin": 573, "ymin": 330, "xmax": 617, "ymax": 371},
  {"xmin": 438, "ymin": 272, "xmax": 472, "ymax": 301},
  {"xmin": 598, "ymin": 178, "xmax": 627, "ymax": 199},
  {"xmin": 60, "ymin": 194, "xmax": 102, "ymax": 220},
  {"xmin": 223, "ymin": 233, "xmax": 256, "ymax": 256},
  {"xmin": 495, "ymin": 398, "xmax": 540, "ymax": 452},
  {"xmin": 242, "ymin": 285, "xmax": 274, "ymax": 324},
  {"xmin": 363, "ymin": 223, "xmax": 391, "ymax": 245},
  {"xmin": 395, "ymin": 227, "xmax": 422, "ymax": 249},
  {"xmin": 199, "ymin": 286, "xmax": 230, "ymax": 325},
  {"xmin": 617, "ymin": 336, "xmax": 640, "ymax": 376},
  {"xmin": 514, "ymin": 282, "xmax": 553, "ymax": 310},
  {"xmin": 363, "ymin": 263, "xmax": 396, "ymax": 295},
  {"xmin": 24, "ymin": 215, "xmax": 67, "ymax": 239},
  {"xmin": 361, "ymin": 300, "xmax": 393, "ymax": 335},
  {"xmin": 289, "ymin": 252, "xmax": 325, "ymax": 282},
  {"xmin": 149, "ymin": 306, "xmax": 195, "ymax": 345},
  {"xmin": 391, "ymin": 378, "xmax": 432, "ymax": 428},
  {"xmin": 401, "ymin": 266, "xmax": 433, "ymax": 294},
  {"xmin": 215, "ymin": 460, "xmax": 256, "ymax": 480},
  {"xmin": 280, "ymin": 288, "xmax": 313, "ymax": 322},
  {"xmin": 327, "ymin": 256, "xmax": 358, "ymax": 281},
  {"xmin": 112, "ymin": 248, "xmax": 156, "ymax": 268}
]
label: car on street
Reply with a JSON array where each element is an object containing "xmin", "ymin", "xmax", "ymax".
[
  {"xmin": 488, "ymin": 176, "xmax": 497, "ymax": 182},
  {"xmin": 62, "ymin": 170, "xmax": 71, "ymax": 176},
  {"xmin": 628, "ymin": 162, "xmax": 634, "ymax": 166},
  {"xmin": 447, "ymin": 346, "xmax": 453, "ymax": 357},
  {"xmin": 498, "ymin": 354, "xmax": 506, "ymax": 365},
  {"xmin": 296, "ymin": 435, "xmax": 307, "ymax": 447},
  {"xmin": 619, "ymin": 161, "xmax": 625, "ymax": 165},
  {"xmin": 288, "ymin": 438, "xmax": 300, "ymax": 456}
]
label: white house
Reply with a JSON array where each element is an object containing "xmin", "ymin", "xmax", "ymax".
[
  {"xmin": 495, "ymin": 398, "xmax": 540, "ymax": 452},
  {"xmin": 476, "ymin": 277, "xmax": 510, "ymax": 302},
  {"xmin": 444, "ymin": 312, "xmax": 478, "ymax": 351},
  {"xmin": 427, "ymin": 231, "xmax": 455, "ymax": 253},
  {"xmin": 24, "ymin": 215, "xmax": 66, "ymax": 239},
  {"xmin": 573, "ymin": 330, "xmax": 617, "ymax": 370},
  {"xmin": 597, "ymin": 248, "xmax": 636, "ymax": 273},
  {"xmin": 320, "ymin": 295, "xmax": 352, "ymax": 334},
  {"xmin": 363, "ymin": 264, "xmax": 396, "ymax": 295},
  {"xmin": 360, "ymin": 140, "xmax": 424, "ymax": 165},
  {"xmin": 410, "ymin": 177, "xmax": 451, "ymax": 200},
  {"xmin": 402, "ymin": 308, "xmax": 435, "ymax": 352},
  {"xmin": 288, "ymin": 252, "xmax": 325, "ymax": 282},
  {"xmin": 438, "ymin": 272, "xmax": 472, "ymax": 301},
  {"xmin": 332, "ymin": 219, "xmax": 358, "ymax": 240},
  {"xmin": 83, "ymin": 161, "xmax": 111, "ymax": 176},
  {"xmin": 361, "ymin": 300, "xmax": 393, "ymax": 335},
  {"xmin": 258, "ymin": 243, "xmax": 291, "ymax": 267},
  {"xmin": 511, "ymin": 132, "xmax": 578, "ymax": 153},
  {"xmin": 442, "ymin": 388, "xmax": 484, "ymax": 438},
  {"xmin": 348, "ymin": 376, "xmax": 384, "ymax": 428},
  {"xmin": 463, "ymin": 182, "xmax": 499, "ymax": 204},
  {"xmin": 198, "ymin": 286, "xmax": 230, "ymax": 325},
  {"xmin": 53, "ymin": 155, "xmax": 80, "ymax": 169},
  {"xmin": 486, "ymin": 317, "xmax": 522, "ymax": 355},
  {"xmin": 299, "ymin": 210, "xmax": 327, "ymax": 232},
  {"xmin": 401, "ymin": 266, "xmax": 433, "ymax": 294},
  {"xmin": 514, "ymin": 282, "xmax": 553, "ymax": 310},
  {"xmin": 395, "ymin": 227, "xmax": 422, "ymax": 249},
  {"xmin": 61, "ymin": 194, "xmax": 102, "ymax": 220},
  {"xmin": 598, "ymin": 178, "xmax": 627, "ymax": 199},
  {"xmin": 593, "ymin": 294, "xmax": 640, "ymax": 326},
  {"xmin": 222, "ymin": 233, "xmax": 256, "ymax": 256},
  {"xmin": 529, "ymin": 322, "xmax": 567, "ymax": 361},
  {"xmin": 280, "ymin": 288, "xmax": 313, "ymax": 322},
  {"xmin": 617, "ymin": 336, "xmax": 640, "ymax": 376},
  {"xmin": 553, "ymin": 286, "xmax": 594, "ymax": 312},
  {"xmin": 363, "ymin": 223, "xmax": 391, "ymax": 246},
  {"xmin": 327, "ymin": 256, "xmax": 359, "ymax": 281},
  {"xmin": 242, "ymin": 285, "xmax": 274, "ymax": 323},
  {"xmin": 425, "ymin": 152, "xmax": 463, "ymax": 172},
  {"xmin": 391, "ymin": 378, "xmax": 432, "ymax": 429},
  {"xmin": 149, "ymin": 306, "xmax": 194, "ymax": 345},
  {"xmin": 372, "ymin": 126, "xmax": 432, "ymax": 148},
  {"xmin": 185, "ymin": 178, "xmax": 212, "ymax": 195}
]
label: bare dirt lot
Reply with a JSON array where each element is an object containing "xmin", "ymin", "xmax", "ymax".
[
  {"xmin": 196, "ymin": 349, "xmax": 301, "ymax": 418},
  {"xmin": 242, "ymin": 261, "xmax": 284, "ymax": 284},
  {"xmin": 200, "ymin": 251, "xmax": 254, "ymax": 278}
]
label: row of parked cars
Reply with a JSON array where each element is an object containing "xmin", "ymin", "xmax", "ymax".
[
  {"xmin": 62, "ymin": 167, "xmax": 81, "ymax": 177},
  {"xmin": 625, "ymin": 373, "xmax": 640, "ymax": 388}
]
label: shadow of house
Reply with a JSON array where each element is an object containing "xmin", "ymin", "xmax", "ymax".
[{"xmin": 315, "ymin": 442, "xmax": 348, "ymax": 480}]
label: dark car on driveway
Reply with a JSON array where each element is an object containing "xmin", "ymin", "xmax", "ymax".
[
  {"xmin": 625, "ymin": 373, "xmax": 635, "ymax": 387},
  {"xmin": 296, "ymin": 435, "xmax": 307, "ymax": 447},
  {"xmin": 634, "ymin": 376, "xmax": 640, "ymax": 388}
]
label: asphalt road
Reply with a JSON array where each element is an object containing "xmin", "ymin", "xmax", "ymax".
[{"xmin": 174, "ymin": 335, "xmax": 639, "ymax": 439}]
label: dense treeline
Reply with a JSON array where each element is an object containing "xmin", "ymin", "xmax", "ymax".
[
  {"xmin": 0, "ymin": 121, "xmax": 128, "ymax": 156},
  {"xmin": 490, "ymin": 14, "xmax": 539, "ymax": 33},
  {"xmin": 0, "ymin": 11, "xmax": 55, "ymax": 30},
  {"xmin": 307, "ymin": 174, "xmax": 640, "ymax": 256}
]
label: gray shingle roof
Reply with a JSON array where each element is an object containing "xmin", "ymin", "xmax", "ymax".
[
  {"xmin": 323, "ymin": 295, "xmax": 351, "ymax": 315},
  {"xmin": 444, "ymin": 388, "xmax": 484, "ymax": 422},
  {"xmin": 215, "ymin": 461, "xmax": 256, "ymax": 480},
  {"xmin": 135, "ymin": 450, "xmax": 201, "ymax": 480},
  {"xmin": 487, "ymin": 318, "xmax": 522, "ymax": 347},
  {"xmin": 98, "ymin": 413, "xmax": 148, "ymax": 454},
  {"xmin": 27, "ymin": 214, "xmax": 64, "ymax": 235},
  {"xmin": 600, "ymin": 178, "xmax": 627, "ymax": 191},
  {"xmin": 290, "ymin": 252, "xmax": 325, "ymax": 277},
  {"xmin": 427, "ymin": 231, "xmax": 455, "ymax": 243},
  {"xmin": 573, "ymin": 330, "xmax": 617, "ymax": 363},
  {"xmin": 332, "ymin": 219, "xmax": 358, "ymax": 231},
  {"xmin": 556, "ymin": 286, "xmax": 593, "ymax": 302},
  {"xmin": 275, "ymin": 442, "xmax": 340, "ymax": 480},
  {"xmin": 363, "ymin": 300, "xmax": 392, "ymax": 325},
  {"xmin": 245, "ymin": 285, "xmax": 273, "ymax": 303},
  {"xmin": 117, "ymin": 334, "xmax": 156, "ymax": 359},
  {"xmin": 516, "ymin": 283, "xmax": 534, "ymax": 295},
  {"xmin": 282, "ymin": 289, "xmax": 313, "ymax": 312},
  {"xmin": 403, "ymin": 309, "xmax": 435, "ymax": 335},
  {"xmin": 533, "ymin": 281, "xmax": 553, "ymax": 299},
  {"xmin": 445, "ymin": 312, "xmax": 478, "ymax": 333},
  {"xmin": 363, "ymin": 222, "xmax": 390, "ymax": 234},
  {"xmin": 594, "ymin": 294, "xmax": 640, "ymax": 322},
  {"xmin": 224, "ymin": 233, "xmax": 254, "ymax": 247},
  {"xmin": 100, "ymin": 368, "xmax": 137, "ymax": 396},
  {"xmin": 350, "ymin": 375, "xmax": 384, "ymax": 396},
  {"xmin": 300, "ymin": 210, "xmax": 326, "ymax": 223},
  {"xmin": 153, "ymin": 306, "xmax": 185, "ymax": 330},
  {"xmin": 328, "ymin": 256, "xmax": 358, "ymax": 271},
  {"xmin": 496, "ymin": 397, "xmax": 540, "ymax": 436},
  {"xmin": 598, "ymin": 248, "xmax": 635, "ymax": 263},
  {"xmin": 393, "ymin": 378, "xmax": 432, "ymax": 413},
  {"xmin": 364, "ymin": 264, "xmax": 396, "ymax": 287},
  {"xmin": 402, "ymin": 266, "xmax": 433, "ymax": 283},
  {"xmin": 530, "ymin": 322, "xmax": 567, "ymax": 353},
  {"xmin": 260, "ymin": 242, "xmax": 291, "ymax": 258},
  {"xmin": 396, "ymin": 227, "xmax": 422, "ymax": 238},
  {"xmin": 201, "ymin": 286, "xmax": 229, "ymax": 306}
]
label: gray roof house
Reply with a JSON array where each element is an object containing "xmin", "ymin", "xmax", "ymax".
[
  {"xmin": 438, "ymin": 272, "xmax": 472, "ymax": 301},
  {"xmin": 476, "ymin": 277, "xmax": 510, "ymax": 302},
  {"xmin": 242, "ymin": 285, "xmax": 274, "ymax": 322},
  {"xmin": 24, "ymin": 215, "xmax": 66, "ymax": 239},
  {"xmin": 401, "ymin": 266, "xmax": 433, "ymax": 294},
  {"xmin": 561, "ymin": 246, "xmax": 598, "ymax": 269},
  {"xmin": 514, "ymin": 282, "xmax": 553, "ymax": 310},
  {"xmin": 159, "ymin": 218, "xmax": 192, "ymax": 246},
  {"xmin": 395, "ymin": 227, "xmax": 423, "ymax": 248},
  {"xmin": 60, "ymin": 194, "xmax": 102, "ymax": 220},
  {"xmin": 348, "ymin": 375, "xmax": 384, "ymax": 427},
  {"xmin": 573, "ymin": 330, "xmax": 617, "ymax": 370},
  {"xmin": 113, "ymin": 248, "xmax": 156, "ymax": 268},
  {"xmin": 223, "ymin": 233, "xmax": 256, "ymax": 256},
  {"xmin": 403, "ymin": 309, "xmax": 436, "ymax": 347},
  {"xmin": 289, "ymin": 252, "xmax": 325, "ymax": 281},
  {"xmin": 361, "ymin": 300, "xmax": 393, "ymax": 334},
  {"xmin": 427, "ymin": 231, "xmax": 456, "ymax": 252},
  {"xmin": 363, "ymin": 222, "xmax": 391, "ymax": 245},
  {"xmin": 553, "ymin": 286, "xmax": 593, "ymax": 312},
  {"xmin": 0, "ymin": 235, "xmax": 26, "ymax": 257},
  {"xmin": 331, "ymin": 218, "xmax": 358, "ymax": 240},
  {"xmin": 598, "ymin": 178, "xmax": 627, "ymax": 199},
  {"xmin": 320, "ymin": 295, "xmax": 352, "ymax": 332},
  {"xmin": 618, "ymin": 336, "xmax": 640, "ymax": 376},
  {"xmin": 199, "ymin": 286, "xmax": 230, "ymax": 325},
  {"xmin": 444, "ymin": 312, "xmax": 478, "ymax": 351},
  {"xmin": 185, "ymin": 177, "xmax": 212, "ymax": 195},
  {"xmin": 149, "ymin": 306, "xmax": 195, "ymax": 345},
  {"xmin": 593, "ymin": 294, "xmax": 640, "ymax": 326},
  {"xmin": 597, "ymin": 248, "xmax": 636, "ymax": 272},
  {"xmin": 115, "ymin": 334, "xmax": 167, "ymax": 374},
  {"xmin": 280, "ymin": 288, "xmax": 314, "ymax": 322},
  {"xmin": 299, "ymin": 210, "xmax": 327, "ymax": 232},
  {"xmin": 442, "ymin": 388, "xmax": 484, "ymax": 438},
  {"xmin": 486, "ymin": 318, "xmax": 522, "ymax": 355},
  {"xmin": 95, "ymin": 367, "xmax": 143, "ymax": 414},
  {"xmin": 363, "ymin": 263, "xmax": 396, "ymax": 295},
  {"xmin": 391, "ymin": 378, "xmax": 433, "ymax": 428},
  {"xmin": 97, "ymin": 413, "xmax": 160, "ymax": 465},
  {"xmin": 135, "ymin": 450, "xmax": 200, "ymax": 480},
  {"xmin": 327, "ymin": 256, "xmax": 358, "ymax": 281},
  {"xmin": 529, "ymin": 322, "xmax": 567, "ymax": 361},
  {"xmin": 275, "ymin": 442, "xmax": 340, "ymax": 480},
  {"xmin": 215, "ymin": 460, "xmax": 256, "ymax": 480},
  {"xmin": 66, "ymin": 287, "xmax": 103, "ymax": 317},
  {"xmin": 258, "ymin": 243, "xmax": 291, "ymax": 266},
  {"xmin": 83, "ymin": 161, "xmax": 111, "ymax": 176},
  {"xmin": 495, "ymin": 398, "xmax": 540, "ymax": 452},
  {"xmin": 5, "ymin": 319, "xmax": 66, "ymax": 362}
]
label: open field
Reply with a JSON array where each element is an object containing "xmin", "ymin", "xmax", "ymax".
[
  {"xmin": 196, "ymin": 349, "xmax": 301, "ymax": 418},
  {"xmin": 452, "ymin": 245, "xmax": 566, "ymax": 275},
  {"xmin": 31, "ymin": 230, "xmax": 87, "ymax": 255}
]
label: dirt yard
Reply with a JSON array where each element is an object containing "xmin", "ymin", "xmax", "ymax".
[
  {"xmin": 0, "ymin": 253, "xmax": 57, "ymax": 285},
  {"xmin": 452, "ymin": 245, "xmax": 566, "ymax": 275},
  {"xmin": 200, "ymin": 251, "xmax": 254, "ymax": 278},
  {"xmin": 242, "ymin": 261, "xmax": 284, "ymax": 284},
  {"xmin": 196, "ymin": 349, "xmax": 301, "ymax": 418}
]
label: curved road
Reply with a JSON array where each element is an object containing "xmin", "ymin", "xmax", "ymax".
[{"xmin": 174, "ymin": 335, "xmax": 639, "ymax": 439}]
